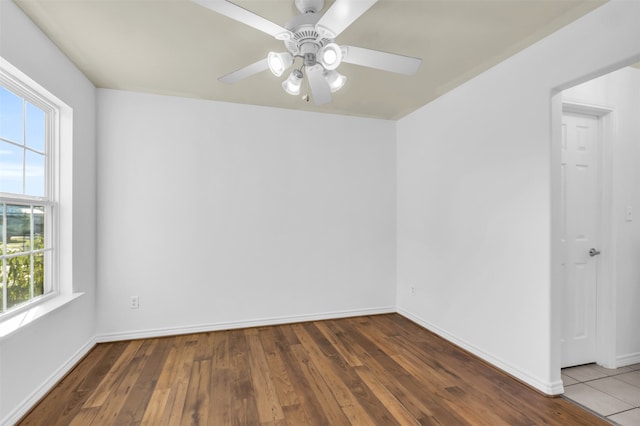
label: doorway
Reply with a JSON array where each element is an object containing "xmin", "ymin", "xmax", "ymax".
[
  {"xmin": 554, "ymin": 98, "xmax": 616, "ymax": 372},
  {"xmin": 560, "ymin": 108, "xmax": 602, "ymax": 368}
]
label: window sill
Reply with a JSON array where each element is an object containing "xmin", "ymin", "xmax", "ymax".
[{"xmin": 0, "ymin": 293, "xmax": 84, "ymax": 341}]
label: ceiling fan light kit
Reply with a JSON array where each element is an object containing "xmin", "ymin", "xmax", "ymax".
[{"xmin": 193, "ymin": 0, "xmax": 422, "ymax": 106}]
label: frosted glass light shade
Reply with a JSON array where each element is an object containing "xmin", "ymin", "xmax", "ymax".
[
  {"xmin": 324, "ymin": 70, "xmax": 347, "ymax": 93},
  {"xmin": 282, "ymin": 69, "xmax": 303, "ymax": 95},
  {"xmin": 267, "ymin": 51, "xmax": 293, "ymax": 77},
  {"xmin": 320, "ymin": 43, "xmax": 342, "ymax": 70}
]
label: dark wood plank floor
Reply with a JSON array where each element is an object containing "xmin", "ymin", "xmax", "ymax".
[{"xmin": 19, "ymin": 314, "xmax": 607, "ymax": 425}]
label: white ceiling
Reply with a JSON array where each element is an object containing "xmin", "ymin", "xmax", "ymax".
[{"xmin": 15, "ymin": 0, "xmax": 606, "ymax": 120}]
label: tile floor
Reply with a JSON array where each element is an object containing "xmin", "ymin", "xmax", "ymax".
[{"xmin": 562, "ymin": 363, "xmax": 640, "ymax": 425}]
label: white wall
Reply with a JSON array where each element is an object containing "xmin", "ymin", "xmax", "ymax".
[
  {"xmin": 396, "ymin": 0, "xmax": 640, "ymax": 394},
  {"xmin": 96, "ymin": 90, "xmax": 396, "ymax": 339},
  {"xmin": 563, "ymin": 67, "xmax": 640, "ymax": 365},
  {"xmin": 0, "ymin": 0, "xmax": 97, "ymax": 423}
]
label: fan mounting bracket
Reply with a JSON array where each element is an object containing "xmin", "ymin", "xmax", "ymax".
[{"xmin": 295, "ymin": 0, "xmax": 324, "ymax": 14}]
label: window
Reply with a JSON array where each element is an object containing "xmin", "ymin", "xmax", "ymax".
[{"xmin": 1, "ymin": 64, "xmax": 57, "ymax": 316}]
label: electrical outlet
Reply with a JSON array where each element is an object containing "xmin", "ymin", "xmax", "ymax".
[
  {"xmin": 410, "ymin": 286, "xmax": 416, "ymax": 295},
  {"xmin": 130, "ymin": 296, "xmax": 139, "ymax": 309}
]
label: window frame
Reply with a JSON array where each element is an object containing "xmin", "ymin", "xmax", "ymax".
[{"xmin": 0, "ymin": 59, "xmax": 60, "ymax": 319}]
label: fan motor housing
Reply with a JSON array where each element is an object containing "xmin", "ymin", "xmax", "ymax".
[{"xmin": 284, "ymin": 12, "xmax": 333, "ymax": 59}]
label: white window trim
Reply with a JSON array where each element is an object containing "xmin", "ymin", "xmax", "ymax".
[{"xmin": 0, "ymin": 57, "xmax": 77, "ymax": 331}]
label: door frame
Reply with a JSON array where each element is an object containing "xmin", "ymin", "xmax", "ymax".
[{"xmin": 551, "ymin": 96, "xmax": 616, "ymax": 378}]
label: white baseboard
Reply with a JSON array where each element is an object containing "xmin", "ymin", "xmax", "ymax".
[
  {"xmin": 397, "ymin": 308, "xmax": 563, "ymax": 395},
  {"xmin": 617, "ymin": 352, "xmax": 640, "ymax": 368},
  {"xmin": 96, "ymin": 306, "xmax": 396, "ymax": 343},
  {"xmin": 2, "ymin": 337, "xmax": 97, "ymax": 426}
]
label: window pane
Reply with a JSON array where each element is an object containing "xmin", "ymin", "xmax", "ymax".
[
  {"xmin": 26, "ymin": 102, "xmax": 45, "ymax": 152},
  {"xmin": 33, "ymin": 206, "xmax": 45, "ymax": 249},
  {"xmin": 0, "ymin": 260, "xmax": 4, "ymax": 313},
  {"xmin": 0, "ymin": 203, "xmax": 4, "ymax": 247},
  {"xmin": 6, "ymin": 254, "xmax": 31, "ymax": 309},
  {"xmin": 34, "ymin": 252, "xmax": 44, "ymax": 297},
  {"xmin": 25, "ymin": 150, "xmax": 45, "ymax": 196},
  {"xmin": 6, "ymin": 205, "xmax": 31, "ymax": 252},
  {"xmin": 0, "ymin": 87, "xmax": 24, "ymax": 144},
  {"xmin": 0, "ymin": 140, "xmax": 23, "ymax": 194}
]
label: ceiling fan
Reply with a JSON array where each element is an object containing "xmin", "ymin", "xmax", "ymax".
[{"xmin": 192, "ymin": 0, "xmax": 422, "ymax": 105}]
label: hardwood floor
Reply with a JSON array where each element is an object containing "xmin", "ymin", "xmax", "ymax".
[{"xmin": 19, "ymin": 314, "xmax": 607, "ymax": 425}]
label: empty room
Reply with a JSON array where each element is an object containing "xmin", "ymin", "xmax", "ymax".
[{"xmin": 1, "ymin": 0, "xmax": 640, "ymax": 424}]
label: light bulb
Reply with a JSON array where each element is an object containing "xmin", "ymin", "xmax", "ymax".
[{"xmin": 323, "ymin": 50, "xmax": 337, "ymax": 65}]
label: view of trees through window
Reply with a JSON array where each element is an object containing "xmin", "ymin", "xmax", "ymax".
[{"xmin": 0, "ymin": 204, "xmax": 46, "ymax": 312}]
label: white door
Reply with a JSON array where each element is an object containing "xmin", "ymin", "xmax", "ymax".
[{"xmin": 560, "ymin": 111, "xmax": 601, "ymax": 368}]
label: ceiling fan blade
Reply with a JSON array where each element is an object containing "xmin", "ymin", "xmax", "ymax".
[
  {"xmin": 219, "ymin": 58, "xmax": 269, "ymax": 84},
  {"xmin": 315, "ymin": 0, "xmax": 378, "ymax": 39},
  {"xmin": 192, "ymin": 0, "xmax": 292, "ymax": 39},
  {"xmin": 306, "ymin": 65, "xmax": 332, "ymax": 106},
  {"xmin": 342, "ymin": 45, "xmax": 422, "ymax": 75}
]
